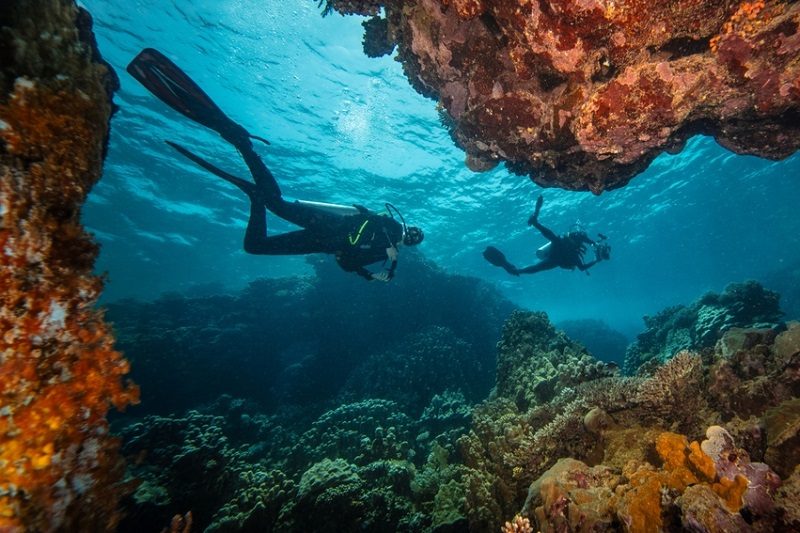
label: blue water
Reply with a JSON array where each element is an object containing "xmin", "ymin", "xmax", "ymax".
[{"xmin": 80, "ymin": 0, "xmax": 800, "ymax": 338}]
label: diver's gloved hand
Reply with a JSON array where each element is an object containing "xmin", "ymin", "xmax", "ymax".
[
  {"xmin": 386, "ymin": 246, "xmax": 398, "ymax": 261},
  {"xmin": 371, "ymin": 271, "xmax": 391, "ymax": 282},
  {"xmin": 528, "ymin": 194, "xmax": 544, "ymax": 224}
]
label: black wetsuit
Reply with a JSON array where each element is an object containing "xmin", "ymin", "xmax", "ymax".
[
  {"xmin": 229, "ymin": 132, "xmax": 403, "ymax": 280},
  {"xmin": 125, "ymin": 48, "xmax": 406, "ymax": 281},
  {"xmin": 518, "ymin": 218, "xmax": 597, "ymax": 274}
]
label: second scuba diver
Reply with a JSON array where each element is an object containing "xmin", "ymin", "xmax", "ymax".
[
  {"xmin": 127, "ymin": 48, "xmax": 423, "ymax": 282},
  {"xmin": 483, "ymin": 195, "xmax": 610, "ymax": 276}
]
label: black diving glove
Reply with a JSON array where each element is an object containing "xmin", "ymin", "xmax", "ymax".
[{"xmin": 528, "ymin": 195, "xmax": 544, "ymax": 225}]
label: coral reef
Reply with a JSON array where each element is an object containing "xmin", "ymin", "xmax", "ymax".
[
  {"xmin": 115, "ymin": 393, "xmax": 473, "ymax": 532},
  {"xmin": 520, "ymin": 429, "xmax": 765, "ymax": 532},
  {"xmin": 0, "ymin": 1, "xmax": 138, "ymax": 530},
  {"xmin": 321, "ymin": 0, "xmax": 800, "ymax": 192},
  {"xmin": 458, "ymin": 308, "xmax": 800, "ymax": 531},
  {"xmin": 106, "ymin": 254, "xmax": 516, "ymax": 416},
  {"xmin": 110, "ymin": 282, "xmax": 799, "ymax": 531},
  {"xmin": 495, "ymin": 311, "xmax": 618, "ymax": 411},
  {"xmin": 340, "ymin": 325, "xmax": 482, "ymax": 415},
  {"xmin": 556, "ymin": 318, "xmax": 630, "ymax": 366},
  {"xmin": 624, "ymin": 279, "xmax": 783, "ymax": 374}
]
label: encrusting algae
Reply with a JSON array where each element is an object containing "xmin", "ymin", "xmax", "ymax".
[{"xmin": 1, "ymin": 1, "xmax": 139, "ymax": 531}]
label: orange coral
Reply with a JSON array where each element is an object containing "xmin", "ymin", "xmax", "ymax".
[
  {"xmin": 710, "ymin": 0, "xmax": 770, "ymax": 52},
  {"xmin": 654, "ymin": 432, "xmax": 716, "ymax": 485},
  {"xmin": 712, "ymin": 474, "xmax": 749, "ymax": 512},
  {"xmin": 618, "ymin": 432, "xmax": 736, "ymax": 531},
  {"xmin": 449, "ymin": 0, "xmax": 485, "ymax": 20},
  {"xmin": 1, "ymin": 77, "xmax": 139, "ymax": 530}
]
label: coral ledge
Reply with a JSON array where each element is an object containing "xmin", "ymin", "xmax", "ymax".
[{"xmin": 323, "ymin": 0, "xmax": 800, "ymax": 192}]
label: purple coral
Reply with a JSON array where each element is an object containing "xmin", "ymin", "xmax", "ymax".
[{"xmin": 701, "ymin": 425, "xmax": 782, "ymax": 517}]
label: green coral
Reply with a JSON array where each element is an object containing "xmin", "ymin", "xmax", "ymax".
[{"xmin": 495, "ymin": 310, "xmax": 617, "ymax": 410}]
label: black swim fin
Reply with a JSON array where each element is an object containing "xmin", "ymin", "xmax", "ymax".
[
  {"xmin": 165, "ymin": 140, "xmax": 258, "ymax": 199},
  {"xmin": 483, "ymin": 246, "xmax": 518, "ymax": 275},
  {"xmin": 127, "ymin": 48, "xmax": 269, "ymax": 146}
]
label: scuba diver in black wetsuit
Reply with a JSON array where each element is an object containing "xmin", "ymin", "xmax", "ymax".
[
  {"xmin": 127, "ymin": 48, "xmax": 423, "ymax": 282},
  {"xmin": 483, "ymin": 195, "xmax": 610, "ymax": 276}
]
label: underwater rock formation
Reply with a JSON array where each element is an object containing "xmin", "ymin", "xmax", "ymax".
[
  {"xmin": 322, "ymin": 0, "xmax": 800, "ymax": 192},
  {"xmin": 0, "ymin": 1, "xmax": 138, "ymax": 530},
  {"xmin": 624, "ymin": 279, "xmax": 783, "ymax": 374},
  {"xmin": 106, "ymin": 277, "xmax": 315, "ymax": 415},
  {"xmin": 521, "ymin": 428, "xmax": 781, "ymax": 532},
  {"xmin": 112, "ymin": 286, "xmax": 799, "ymax": 531}
]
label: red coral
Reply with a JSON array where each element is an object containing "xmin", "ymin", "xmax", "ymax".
[{"xmin": 338, "ymin": 0, "xmax": 800, "ymax": 191}]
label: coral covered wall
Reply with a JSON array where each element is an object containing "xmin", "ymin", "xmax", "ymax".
[
  {"xmin": 323, "ymin": 0, "xmax": 800, "ymax": 192},
  {"xmin": 0, "ymin": 1, "xmax": 138, "ymax": 530}
]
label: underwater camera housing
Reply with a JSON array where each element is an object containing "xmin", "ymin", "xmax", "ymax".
[{"xmin": 594, "ymin": 233, "xmax": 611, "ymax": 262}]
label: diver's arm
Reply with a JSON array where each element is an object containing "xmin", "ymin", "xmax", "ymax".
[
  {"xmin": 354, "ymin": 266, "xmax": 376, "ymax": 281},
  {"xmin": 351, "ymin": 264, "xmax": 392, "ymax": 282}
]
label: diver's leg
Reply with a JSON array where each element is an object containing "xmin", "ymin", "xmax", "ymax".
[
  {"xmin": 243, "ymin": 200, "xmax": 269, "ymax": 253},
  {"xmin": 234, "ymin": 142, "xmax": 283, "ymax": 205},
  {"xmin": 243, "ymin": 201, "xmax": 331, "ymax": 255},
  {"xmin": 516, "ymin": 260, "xmax": 556, "ymax": 275},
  {"xmin": 166, "ymin": 140, "xmax": 260, "ymax": 198},
  {"xmin": 230, "ymin": 140, "xmax": 340, "ymax": 231}
]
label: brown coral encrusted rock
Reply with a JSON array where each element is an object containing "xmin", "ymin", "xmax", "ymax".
[
  {"xmin": 0, "ymin": 1, "xmax": 138, "ymax": 530},
  {"xmin": 323, "ymin": 0, "xmax": 800, "ymax": 193}
]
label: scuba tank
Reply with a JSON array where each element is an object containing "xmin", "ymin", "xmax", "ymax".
[
  {"xmin": 292, "ymin": 199, "xmax": 361, "ymax": 217},
  {"xmin": 536, "ymin": 242, "xmax": 551, "ymax": 259}
]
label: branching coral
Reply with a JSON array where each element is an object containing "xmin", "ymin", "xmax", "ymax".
[
  {"xmin": 0, "ymin": 2, "xmax": 138, "ymax": 530},
  {"xmin": 636, "ymin": 350, "xmax": 707, "ymax": 429}
]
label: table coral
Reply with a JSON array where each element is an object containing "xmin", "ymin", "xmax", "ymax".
[
  {"xmin": 322, "ymin": 0, "xmax": 800, "ymax": 192},
  {"xmin": 0, "ymin": 1, "xmax": 138, "ymax": 530}
]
